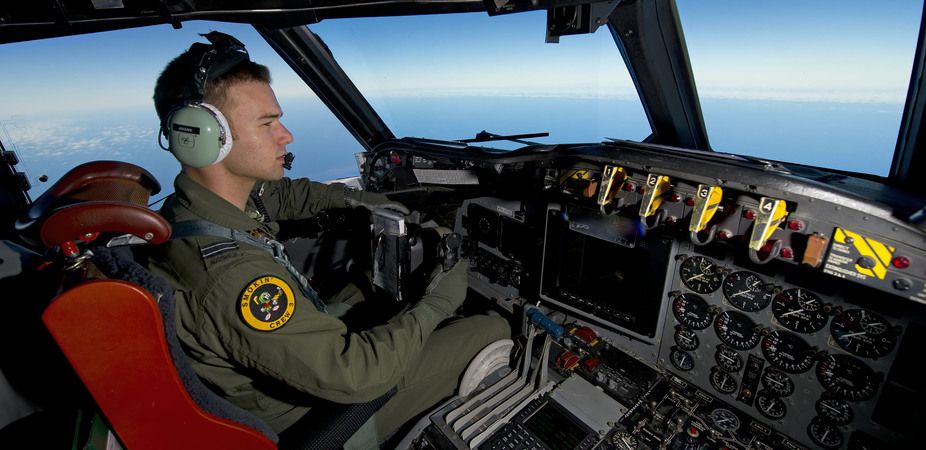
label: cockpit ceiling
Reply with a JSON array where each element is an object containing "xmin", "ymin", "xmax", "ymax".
[{"xmin": 0, "ymin": 0, "xmax": 521, "ymax": 44}]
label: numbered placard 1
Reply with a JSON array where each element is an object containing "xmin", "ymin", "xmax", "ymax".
[{"xmin": 597, "ymin": 165, "xmax": 627, "ymax": 206}]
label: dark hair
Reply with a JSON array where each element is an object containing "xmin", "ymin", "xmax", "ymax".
[{"xmin": 153, "ymin": 48, "xmax": 271, "ymax": 124}]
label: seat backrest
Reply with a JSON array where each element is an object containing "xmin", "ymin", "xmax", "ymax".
[{"xmin": 43, "ymin": 248, "xmax": 278, "ymax": 450}]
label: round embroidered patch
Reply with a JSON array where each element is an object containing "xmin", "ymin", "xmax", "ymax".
[{"xmin": 239, "ymin": 276, "xmax": 296, "ymax": 331}]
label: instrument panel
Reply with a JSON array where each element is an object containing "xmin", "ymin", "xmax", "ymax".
[
  {"xmin": 660, "ymin": 247, "xmax": 910, "ymax": 449},
  {"xmin": 457, "ymin": 194, "xmax": 919, "ymax": 449},
  {"xmin": 376, "ymin": 141, "xmax": 926, "ymax": 450}
]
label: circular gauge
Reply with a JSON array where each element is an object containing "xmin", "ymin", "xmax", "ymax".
[
  {"xmin": 815, "ymin": 396, "xmax": 854, "ymax": 425},
  {"xmin": 755, "ymin": 390, "xmax": 787, "ymax": 420},
  {"xmin": 761, "ymin": 368, "xmax": 795, "ymax": 397},
  {"xmin": 830, "ymin": 308, "xmax": 899, "ymax": 359},
  {"xmin": 714, "ymin": 310, "xmax": 761, "ymax": 350},
  {"xmin": 772, "ymin": 288, "xmax": 830, "ymax": 333},
  {"xmin": 761, "ymin": 330, "xmax": 817, "ymax": 373},
  {"xmin": 679, "ymin": 256, "xmax": 724, "ymax": 294},
  {"xmin": 673, "ymin": 293, "xmax": 714, "ymax": 330},
  {"xmin": 722, "ymin": 271, "xmax": 773, "ymax": 312},
  {"xmin": 816, "ymin": 354, "xmax": 881, "ymax": 401},
  {"xmin": 710, "ymin": 368, "xmax": 738, "ymax": 395},
  {"xmin": 710, "ymin": 408, "xmax": 741, "ymax": 432},
  {"xmin": 808, "ymin": 418, "xmax": 844, "ymax": 449},
  {"xmin": 714, "ymin": 345, "xmax": 743, "ymax": 372},
  {"xmin": 670, "ymin": 347, "xmax": 695, "ymax": 372},
  {"xmin": 674, "ymin": 327, "xmax": 700, "ymax": 351},
  {"xmin": 609, "ymin": 430, "xmax": 638, "ymax": 450}
]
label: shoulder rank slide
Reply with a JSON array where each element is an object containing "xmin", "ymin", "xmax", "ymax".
[{"xmin": 200, "ymin": 240, "xmax": 239, "ymax": 260}]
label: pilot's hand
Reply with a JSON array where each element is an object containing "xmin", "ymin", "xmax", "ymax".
[
  {"xmin": 420, "ymin": 259, "xmax": 469, "ymax": 316},
  {"xmin": 345, "ymin": 188, "xmax": 410, "ymax": 215}
]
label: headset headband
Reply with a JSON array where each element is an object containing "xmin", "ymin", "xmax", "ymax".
[{"xmin": 188, "ymin": 31, "xmax": 250, "ymax": 102}]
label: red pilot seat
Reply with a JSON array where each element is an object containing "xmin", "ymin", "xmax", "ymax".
[{"xmin": 29, "ymin": 161, "xmax": 277, "ymax": 450}]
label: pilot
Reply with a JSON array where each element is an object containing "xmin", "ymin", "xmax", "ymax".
[{"xmin": 147, "ymin": 31, "xmax": 510, "ymax": 446}]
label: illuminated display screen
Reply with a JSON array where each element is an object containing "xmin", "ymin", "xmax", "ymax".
[{"xmin": 523, "ymin": 403, "xmax": 587, "ymax": 450}]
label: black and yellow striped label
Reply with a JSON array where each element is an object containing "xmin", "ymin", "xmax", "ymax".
[{"xmin": 833, "ymin": 228, "xmax": 895, "ymax": 280}]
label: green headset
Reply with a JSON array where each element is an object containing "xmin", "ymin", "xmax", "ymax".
[{"xmin": 160, "ymin": 32, "xmax": 250, "ymax": 168}]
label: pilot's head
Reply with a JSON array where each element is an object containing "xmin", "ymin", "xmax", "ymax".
[{"xmin": 154, "ymin": 31, "xmax": 290, "ymax": 175}]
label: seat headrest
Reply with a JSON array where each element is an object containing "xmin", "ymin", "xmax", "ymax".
[
  {"xmin": 15, "ymin": 161, "xmax": 167, "ymax": 254},
  {"xmin": 17, "ymin": 160, "xmax": 161, "ymax": 232},
  {"xmin": 40, "ymin": 201, "xmax": 171, "ymax": 249}
]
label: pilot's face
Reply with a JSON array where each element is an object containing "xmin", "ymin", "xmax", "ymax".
[{"xmin": 220, "ymin": 80, "xmax": 293, "ymax": 183}]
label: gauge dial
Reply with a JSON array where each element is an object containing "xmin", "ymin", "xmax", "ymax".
[
  {"xmin": 710, "ymin": 408, "xmax": 741, "ymax": 432},
  {"xmin": 609, "ymin": 430, "xmax": 638, "ymax": 450},
  {"xmin": 674, "ymin": 327, "xmax": 700, "ymax": 351},
  {"xmin": 755, "ymin": 390, "xmax": 787, "ymax": 420},
  {"xmin": 761, "ymin": 330, "xmax": 816, "ymax": 373},
  {"xmin": 815, "ymin": 396, "xmax": 853, "ymax": 425},
  {"xmin": 670, "ymin": 347, "xmax": 695, "ymax": 372},
  {"xmin": 772, "ymin": 288, "xmax": 829, "ymax": 333},
  {"xmin": 807, "ymin": 418, "xmax": 844, "ymax": 449},
  {"xmin": 722, "ymin": 271, "xmax": 773, "ymax": 312},
  {"xmin": 714, "ymin": 310, "xmax": 761, "ymax": 350},
  {"xmin": 673, "ymin": 293, "xmax": 714, "ymax": 330},
  {"xmin": 816, "ymin": 354, "xmax": 881, "ymax": 401},
  {"xmin": 710, "ymin": 368, "xmax": 739, "ymax": 395},
  {"xmin": 715, "ymin": 345, "xmax": 743, "ymax": 372},
  {"xmin": 761, "ymin": 368, "xmax": 795, "ymax": 397},
  {"xmin": 679, "ymin": 256, "xmax": 724, "ymax": 294},
  {"xmin": 830, "ymin": 308, "xmax": 899, "ymax": 359}
]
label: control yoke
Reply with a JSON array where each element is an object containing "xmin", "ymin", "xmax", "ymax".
[{"xmin": 371, "ymin": 207, "xmax": 463, "ymax": 302}]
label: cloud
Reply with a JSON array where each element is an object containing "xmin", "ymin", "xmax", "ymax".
[{"xmin": 0, "ymin": 117, "xmax": 156, "ymax": 160}]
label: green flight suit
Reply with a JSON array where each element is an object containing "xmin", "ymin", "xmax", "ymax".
[{"xmin": 147, "ymin": 173, "xmax": 510, "ymax": 440}]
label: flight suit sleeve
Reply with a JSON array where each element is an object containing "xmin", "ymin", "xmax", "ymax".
[
  {"xmin": 255, "ymin": 177, "xmax": 350, "ymax": 221},
  {"xmin": 192, "ymin": 252, "xmax": 455, "ymax": 404}
]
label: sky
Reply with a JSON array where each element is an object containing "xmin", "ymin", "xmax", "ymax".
[
  {"xmin": 0, "ymin": 0, "xmax": 923, "ymax": 191},
  {"xmin": 2, "ymin": 1, "xmax": 919, "ymax": 112}
]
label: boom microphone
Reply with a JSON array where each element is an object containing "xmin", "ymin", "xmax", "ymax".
[{"xmin": 283, "ymin": 152, "xmax": 294, "ymax": 170}]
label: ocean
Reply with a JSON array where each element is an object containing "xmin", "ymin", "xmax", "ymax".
[{"xmin": 0, "ymin": 96, "xmax": 903, "ymax": 200}]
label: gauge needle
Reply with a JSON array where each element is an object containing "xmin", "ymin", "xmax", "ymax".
[
  {"xmin": 687, "ymin": 273, "xmax": 706, "ymax": 282},
  {"xmin": 767, "ymin": 377, "xmax": 783, "ymax": 387},
  {"xmin": 780, "ymin": 309, "xmax": 804, "ymax": 317},
  {"xmin": 721, "ymin": 354, "xmax": 735, "ymax": 362},
  {"xmin": 732, "ymin": 290, "xmax": 752, "ymax": 297},
  {"xmin": 822, "ymin": 403, "xmax": 841, "ymax": 413},
  {"xmin": 839, "ymin": 331, "xmax": 868, "ymax": 339}
]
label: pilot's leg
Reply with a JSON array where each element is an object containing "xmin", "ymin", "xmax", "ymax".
[{"xmin": 372, "ymin": 313, "xmax": 511, "ymax": 441}]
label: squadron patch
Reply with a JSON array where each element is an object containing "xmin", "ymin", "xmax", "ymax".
[{"xmin": 239, "ymin": 276, "xmax": 296, "ymax": 331}]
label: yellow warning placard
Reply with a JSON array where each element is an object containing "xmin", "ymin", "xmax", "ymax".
[{"xmin": 832, "ymin": 228, "xmax": 895, "ymax": 280}]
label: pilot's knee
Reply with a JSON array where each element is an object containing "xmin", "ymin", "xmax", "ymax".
[
  {"xmin": 484, "ymin": 314, "xmax": 512, "ymax": 342},
  {"xmin": 466, "ymin": 314, "xmax": 512, "ymax": 343}
]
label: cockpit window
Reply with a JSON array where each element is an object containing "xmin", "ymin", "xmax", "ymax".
[
  {"xmin": 0, "ymin": 22, "xmax": 359, "ymax": 199},
  {"xmin": 677, "ymin": 0, "xmax": 923, "ymax": 176},
  {"xmin": 310, "ymin": 11, "xmax": 650, "ymax": 149}
]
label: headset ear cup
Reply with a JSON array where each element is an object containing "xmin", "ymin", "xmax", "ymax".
[
  {"xmin": 199, "ymin": 103, "xmax": 233, "ymax": 163},
  {"xmin": 165, "ymin": 103, "xmax": 233, "ymax": 168}
]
